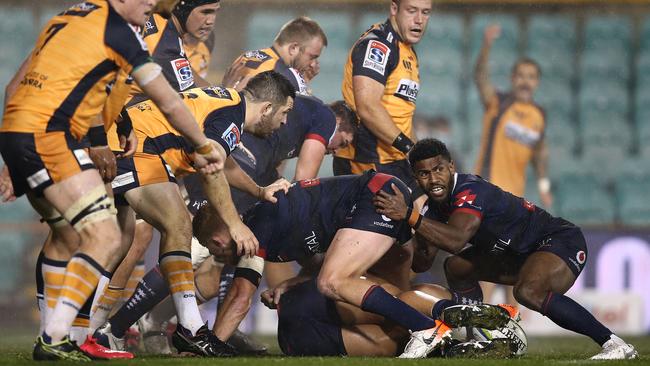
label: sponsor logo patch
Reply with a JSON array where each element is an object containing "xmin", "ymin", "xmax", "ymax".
[
  {"xmin": 363, "ymin": 40, "xmax": 390, "ymax": 75},
  {"xmin": 299, "ymin": 178, "xmax": 321, "ymax": 188},
  {"xmin": 170, "ymin": 58, "xmax": 193, "ymax": 91},
  {"xmin": 454, "ymin": 189, "xmax": 477, "ymax": 207},
  {"xmin": 221, "ymin": 123, "xmax": 241, "ymax": 152},
  {"xmin": 576, "ymin": 250, "xmax": 587, "ymax": 264},
  {"xmin": 394, "ymin": 78, "xmax": 419, "ymax": 102},
  {"xmin": 143, "ymin": 18, "xmax": 158, "ymax": 36},
  {"xmin": 244, "ymin": 50, "xmax": 270, "ymax": 61}
]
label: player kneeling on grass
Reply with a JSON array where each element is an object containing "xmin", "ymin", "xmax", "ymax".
[{"xmin": 373, "ymin": 138, "xmax": 638, "ymax": 360}]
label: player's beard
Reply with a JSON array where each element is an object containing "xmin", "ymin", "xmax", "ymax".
[{"xmin": 256, "ymin": 113, "xmax": 274, "ymax": 138}]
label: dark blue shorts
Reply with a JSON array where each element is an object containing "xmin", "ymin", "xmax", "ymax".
[
  {"xmin": 340, "ymin": 172, "xmax": 413, "ymax": 245},
  {"xmin": 277, "ymin": 280, "xmax": 347, "ymax": 356},
  {"xmin": 458, "ymin": 220, "xmax": 588, "ymax": 278}
]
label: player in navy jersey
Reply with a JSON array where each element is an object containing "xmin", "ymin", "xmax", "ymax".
[
  {"xmin": 185, "ymin": 97, "xmax": 357, "ymax": 216},
  {"xmin": 373, "ymin": 138, "xmax": 638, "ymax": 360},
  {"xmin": 190, "ymin": 171, "xmax": 452, "ymax": 352}
]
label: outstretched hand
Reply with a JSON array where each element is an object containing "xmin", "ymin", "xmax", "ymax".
[
  {"xmin": 484, "ymin": 24, "xmax": 501, "ymax": 46},
  {"xmin": 372, "ymin": 183, "xmax": 409, "ymax": 221}
]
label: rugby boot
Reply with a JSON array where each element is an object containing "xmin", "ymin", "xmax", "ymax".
[
  {"xmin": 444, "ymin": 338, "xmax": 511, "ymax": 358},
  {"xmin": 138, "ymin": 313, "xmax": 172, "ymax": 355},
  {"xmin": 172, "ymin": 323, "xmax": 238, "ymax": 357},
  {"xmin": 228, "ymin": 329, "xmax": 268, "ymax": 355},
  {"xmin": 79, "ymin": 335, "xmax": 134, "ymax": 359},
  {"xmin": 93, "ymin": 321, "xmax": 126, "ymax": 351},
  {"xmin": 398, "ymin": 320, "xmax": 452, "ymax": 358},
  {"xmin": 441, "ymin": 304, "xmax": 511, "ymax": 329},
  {"xmin": 590, "ymin": 335, "xmax": 638, "ymax": 360},
  {"xmin": 33, "ymin": 335, "xmax": 91, "ymax": 361}
]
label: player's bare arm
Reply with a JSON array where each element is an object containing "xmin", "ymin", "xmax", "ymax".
[
  {"xmin": 213, "ymin": 274, "xmax": 259, "ymax": 341},
  {"xmin": 374, "ymin": 184, "xmax": 480, "ymax": 253},
  {"xmin": 200, "ymin": 170, "xmax": 259, "ymax": 257},
  {"xmin": 224, "ymin": 156, "xmax": 290, "ymax": 203},
  {"xmin": 353, "ymin": 75, "xmax": 405, "ymax": 145},
  {"xmin": 474, "ymin": 24, "xmax": 500, "ymax": 107},
  {"xmin": 294, "ymin": 139, "xmax": 327, "ymax": 180}
]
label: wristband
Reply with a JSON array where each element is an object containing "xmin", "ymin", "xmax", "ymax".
[
  {"xmin": 407, "ymin": 207, "xmax": 422, "ymax": 229},
  {"xmin": 116, "ymin": 111, "xmax": 133, "ymax": 138},
  {"xmin": 392, "ymin": 132, "xmax": 414, "ymax": 154},
  {"xmin": 195, "ymin": 141, "xmax": 214, "ymax": 155},
  {"xmin": 538, "ymin": 177, "xmax": 551, "ymax": 194},
  {"xmin": 87, "ymin": 125, "xmax": 108, "ymax": 147}
]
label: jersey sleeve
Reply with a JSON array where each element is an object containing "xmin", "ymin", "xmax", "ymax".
[
  {"xmin": 350, "ymin": 37, "xmax": 398, "ymax": 85},
  {"xmin": 305, "ymin": 102, "xmax": 337, "ymax": 147},
  {"xmin": 203, "ymin": 104, "xmax": 245, "ymax": 157},
  {"xmin": 105, "ymin": 7, "xmax": 151, "ymax": 73},
  {"xmin": 450, "ymin": 182, "xmax": 486, "ymax": 220}
]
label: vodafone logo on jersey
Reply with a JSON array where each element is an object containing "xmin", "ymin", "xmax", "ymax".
[
  {"xmin": 576, "ymin": 250, "xmax": 587, "ymax": 264},
  {"xmin": 171, "ymin": 58, "xmax": 194, "ymax": 91}
]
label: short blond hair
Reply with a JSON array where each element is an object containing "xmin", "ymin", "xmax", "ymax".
[{"xmin": 274, "ymin": 16, "xmax": 328, "ymax": 48}]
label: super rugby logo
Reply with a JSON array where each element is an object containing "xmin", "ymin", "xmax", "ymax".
[
  {"xmin": 221, "ymin": 123, "xmax": 241, "ymax": 152},
  {"xmin": 244, "ymin": 50, "xmax": 270, "ymax": 61},
  {"xmin": 171, "ymin": 58, "xmax": 193, "ymax": 91},
  {"xmin": 363, "ymin": 40, "xmax": 390, "ymax": 75},
  {"xmin": 394, "ymin": 79, "xmax": 419, "ymax": 102}
]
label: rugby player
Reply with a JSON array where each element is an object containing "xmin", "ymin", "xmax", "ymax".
[
  {"xmin": 102, "ymin": 72, "xmax": 294, "ymax": 356},
  {"xmin": 334, "ymin": 0, "xmax": 430, "ymax": 206},
  {"xmin": 373, "ymin": 138, "xmax": 638, "ymax": 360},
  {"xmin": 0, "ymin": 0, "xmax": 223, "ymax": 361},
  {"xmin": 93, "ymin": 97, "xmax": 357, "ymax": 354},
  {"xmin": 189, "ymin": 171, "xmax": 453, "ymax": 354},
  {"xmin": 87, "ymin": 0, "xmax": 223, "ymax": 336},
  {"xmin": 225, "ymin": 16, "xmax": 327, "ymax": 94}
]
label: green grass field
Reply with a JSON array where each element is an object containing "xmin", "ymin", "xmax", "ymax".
[{"xmin": 0, "ymin": 334, "xmax": 648, "ymax": 366}]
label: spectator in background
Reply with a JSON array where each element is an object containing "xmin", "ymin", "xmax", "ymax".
[{"xmin": 473, "ymin": 24, "xmax": 552, "ymax": 306}]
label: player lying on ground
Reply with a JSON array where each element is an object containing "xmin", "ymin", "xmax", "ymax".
[{"xmin": 373, "ymin": 138, "xmax": 638, "ymax": 360}]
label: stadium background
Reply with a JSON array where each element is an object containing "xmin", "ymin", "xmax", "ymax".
[{"xmin": 0, "ymin": 0, "xmax": 648, "ymax": 340}]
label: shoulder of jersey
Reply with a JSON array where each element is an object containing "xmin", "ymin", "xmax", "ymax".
[
  {"xmin": 359, "ymin": 22, "xmax": 399, "ymax": 50},
  {"xmin": 142, "ymin": 13, "xmax": 164, "ymax": 37},
  {"xmin": 242, "ymin": 49, "xmax": 273, "ymax": 62}
]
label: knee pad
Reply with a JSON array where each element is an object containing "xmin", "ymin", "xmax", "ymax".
[{"xmin": 63, "ymin": 185, "xmax": 117, "ymax": 232}]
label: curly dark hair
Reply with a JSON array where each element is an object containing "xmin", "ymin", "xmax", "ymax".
[{"xmin": 408, "ymin": 138, "xmax": 452, "ymax": 169}]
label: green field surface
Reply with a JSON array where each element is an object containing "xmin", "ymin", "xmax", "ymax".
[{"xmin": 0, "ymin": 334, "xmax": 648, "ymax": 366}]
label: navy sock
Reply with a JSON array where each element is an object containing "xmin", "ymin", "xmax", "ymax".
[
  {"xmin": 109, "ymin": 266, "xmax": 169, "ymax": 338},
  {"xmin": 217, "ymin": 265, "xmax": 235, "ymax": 309},
  {"xmin": 35, "ymin": 251, "xmax": 44, "ymax": 306},
  {"xmin": 431, "ymin": 299, "xmax": 457, "ymax": 320},
  {"xmin": 42, "ymin": 332, "xmax": 53, "ymax": 344},
  {"xmin": 360, "ymin": 285, "xmax": 436, "ymax": 331},
  {"xmin": 449, "ymin": 283, "xmax": 483, "ymax": 305},
  {"xmin": 541, "ymin": 292, "xmax": 612, "ymax": 346}
]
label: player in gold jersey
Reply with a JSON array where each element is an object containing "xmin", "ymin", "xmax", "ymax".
[
  {"xmin": 105, "ymin": 72, "xmax": 295, "ymax": 356},
  {"xmin": 0, "ymin": 0, "xmax": 223, "ymax": 361},
  {"xmin": 334, "ymin": 0, "xmax": 431, "ymax": 207}
]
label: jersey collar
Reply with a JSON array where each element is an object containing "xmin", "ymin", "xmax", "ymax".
[{"xmin": 383, "ymin": 19, "xmax": 402, "ymax": 44}]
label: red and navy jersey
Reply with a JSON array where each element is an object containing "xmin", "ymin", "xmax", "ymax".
[
  {"xmin": 243, "ymin": 171, "xmax": 413, "ymax": 263},
  {"xmin": 423, "ymin": 173, "xmax": 572, "ymax": 254}
]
